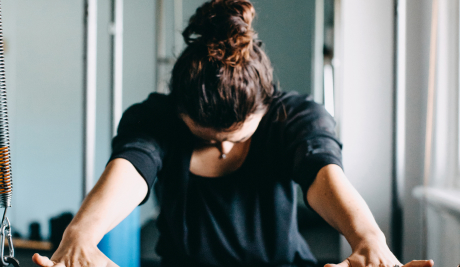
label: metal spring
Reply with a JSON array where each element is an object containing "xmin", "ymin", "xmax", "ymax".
[{"xmin": 0, "ymin": 1, "xmax": 12, "ymax": 209}]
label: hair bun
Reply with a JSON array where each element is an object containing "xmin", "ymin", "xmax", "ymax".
[{"xmin": 183, "ymin": 0, "xmax": 256, "ymax": 66}]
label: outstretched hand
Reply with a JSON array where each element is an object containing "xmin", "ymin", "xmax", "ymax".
[
  {"xmin": 321, "ymin": 233, "xmax": 434, "ymax": 267},
  {"xmin": 325, "ymin": 259, "xmax": 434, "ymax": 267},
  {"xmin": 32, "ymin": 254, "xmax": 62, "ymax": 267},
  {"xmin": 32, "ymin": 249, "xmax": 119, "ymax": 267}
]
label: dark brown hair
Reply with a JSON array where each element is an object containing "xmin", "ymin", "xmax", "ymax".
[{"xmin": 170, "ymin": 0, "xmax": 275, "ymax": 130}]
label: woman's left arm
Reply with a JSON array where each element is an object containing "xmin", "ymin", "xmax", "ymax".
[{"xmin": 306, "ymin": 164, "xmax": 434, "ymax": 267}]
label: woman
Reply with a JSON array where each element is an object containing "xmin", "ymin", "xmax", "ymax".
[{"xmin": 33, "ymin": 0, "xmax": 433, "ymax": 266}]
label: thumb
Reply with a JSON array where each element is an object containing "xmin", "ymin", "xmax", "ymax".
[
  {"xmin": 107, "ymin": 261, "xmax": 120, "ymax": 267},
  {"xmin": 404, "ymin": 260, "xmax": 435, "ymax": 267},
  {"xmin": 32, "ymin": 253, "xmax": 55, "ymax": 267},
  {"xmin": 325, "ymin": 258, "xmax": 351, "ymax": 267}
]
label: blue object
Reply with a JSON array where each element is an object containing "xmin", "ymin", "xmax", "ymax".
[{"xmin": 98, "ymin": 208, "xmax": 140, "ymax": 267}]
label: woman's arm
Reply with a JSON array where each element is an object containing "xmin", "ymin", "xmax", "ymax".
[
  {"xmin": 306, "ymin": 164, "xmax": 433, "ymax": 267},
  {"xmin": 33, "ymin": 158, "xmax": 148, "ymax": 267}
]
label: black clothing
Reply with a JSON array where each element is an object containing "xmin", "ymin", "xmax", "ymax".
[{"xmin": 110, "ymin": 91, "xmax": 343, "ymax": 267}]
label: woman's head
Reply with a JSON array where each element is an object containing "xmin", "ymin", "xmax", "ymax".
[{"xmin": 170, "ymin": 0, "xmax": 275, "ymax": 131}]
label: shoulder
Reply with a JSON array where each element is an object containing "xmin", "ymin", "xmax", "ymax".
[
  {"xmin": 273, "ymin": 91, "xmax": 324, "ymax": 114},
  {"xmin": 118, "ymin": 93, "xmax": 180, "ymax": 135},
  {"xmin": 123, "ymin": 93, "xmax": 172, "ymax": 118},
  {"xmin": 264, "ymin": 91, "xmax": 335, "ymax": 133}
]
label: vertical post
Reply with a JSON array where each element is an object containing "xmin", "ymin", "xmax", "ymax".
[
  {"xmin": 458, "ymin": 0, "xmax": 460, "ymax": 188},
  {"xmin": 98, "ymin": 1, "xmax": 141, "ymax": 267},
  {"xmin": 392, "ymin": 0, "xmax": 405, "ymax": 259},
  {"xmin": 156, "ymin": 0, "xmax": 165, "ymax": 60},
  {"xmin": 323, "ymin": 64, "xmax": 335, "ymax": 117},
  {"xmin": 422, "ymin": 0, "xmax": 439, "ymax": 259},
  {"xmin": 112, "ymin": 0, "xmax": 124, "ymax": 136},
  {"xmin": 83, "ymin": 0, "xmax": 98, "ymax": 198},
  {"xmin": 174, "ymin": 0, "xmax": 183, "ymax": 56},
  {"xmin": 313, "ymin": 0, "xmax": 325, "ymax": 104},
  {"xmin": 333, "ymin": 0, "xmax": 343, "ymax": 137},
  {"xmin": 155, "ymin": 0, "xmax": 167, "ymax": 93},
  {"xmin": 333, "ymin": 0, "xmax": 352, "ymax": 259}
]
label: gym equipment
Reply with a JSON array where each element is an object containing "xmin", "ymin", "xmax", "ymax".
[{"xmin": 0, "ymin": 1, "xmax": 20, "ymax": 266}]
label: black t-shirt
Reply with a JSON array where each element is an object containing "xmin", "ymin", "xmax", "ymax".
[{"xmin": 110, "ymin": 91, "xmax": 343, "ymax": 267}]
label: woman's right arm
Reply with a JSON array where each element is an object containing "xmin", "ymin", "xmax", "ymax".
[{"xmin": 32, "ymin": 158, "xmax": 148, "ymax": 267}]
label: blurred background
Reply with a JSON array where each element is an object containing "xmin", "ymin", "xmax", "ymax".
[{"xmin": 1, "ymin": 0, "xmax": 459, "ymax": 266}]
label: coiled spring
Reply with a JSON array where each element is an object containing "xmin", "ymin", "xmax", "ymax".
[
  {"xmin": 0, "ymin": 0, "xmax": 12, "ymax": 210},
  {"xmin": 0, "ymin": 2, "xmax": 18, "ymax": 266}
]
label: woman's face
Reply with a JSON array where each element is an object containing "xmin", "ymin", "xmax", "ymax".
[{"xmin": 180, "ymin": 112, "xmax": 265, "ymax": 155}]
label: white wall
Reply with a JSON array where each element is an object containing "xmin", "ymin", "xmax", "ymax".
[
  {"xmin": 338, "ymin": 0, "xmax": 394, "ymax": 258},
  {"xmin": 3, "ymin": 0, "xmax": 161, "ymax": 239},
  {"xmin": 94, "ymin": 0, "xmax": 113, "ymax": 183},
  {"xmin": 122, "ymin": 1, "xmax": 157, "ymax": 110},
  {"xmin": 253, "ymin": 0, "xmax": 316, "ymax": 94},
  {"xmin": 4, "ymin": 0, "xmax": 84, "ymax": 239}
]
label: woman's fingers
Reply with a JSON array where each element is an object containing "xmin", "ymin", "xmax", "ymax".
[
  {"xmin": 32, "ymin": 252, "xmax": 119, "ymax": 267},
  {"xmin": 32, "ymin": 253, "xmax": 66, "ymax": 267},
  {"xmin": 324, "ymin": 258, "xmax": 351, "ymax": 267},
  {"xmin": 324, "ymin": 259, "xmax": 434, "ymax": 267},
  {"xmin": 32, "ymin": 253, "xmax": 55, "ymax": 267},
  {"xmin": 106, "ymin": 261, "xmax": 120, "ymax": 267},
  {"xmin": 404, "ymin": 260, "xmax": 435, "ymax": 267}
]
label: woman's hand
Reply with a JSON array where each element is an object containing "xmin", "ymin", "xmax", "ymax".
[
  {"xmin": 31, "ymin": 159, "xmax": 147, "ymax": 267},
  {"xmin": 324, "ymin": 235, "xmax": 434, "ymax": 267},
  {"xmin": 326, "ymin": 258, "xmax": 434, "ymax": 267},
  {"xmin": 32, "ymin": 240, "xmax": 118, "ymax": 267},
  {"xmin": 307, "ymin": 165, "xmax": 435, "ymax": 267}
]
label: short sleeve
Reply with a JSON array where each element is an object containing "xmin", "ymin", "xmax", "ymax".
[
  {"xmin": 282, "ymin": 95, "xmax": 343, "ymax": 198},
  {"xmin": 109, "ymin": 94, "xmax": 168, "ymax": 205}
]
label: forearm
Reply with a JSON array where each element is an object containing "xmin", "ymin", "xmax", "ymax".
[
  {"xmin": 306, "ymin": 164, "xmax": 385, "ymax": 250},
  {"xmin": 63, "ymin": 158, "xmax": 148, "ymax": 246}
]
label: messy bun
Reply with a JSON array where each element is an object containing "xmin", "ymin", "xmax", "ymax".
[
  {"xmin": 183, "ymin": 0, "xmax": 256, "ymax": 66},
  {"xmin": 170, "ymin": 0, "xmax": 275, "ymax": 130}
]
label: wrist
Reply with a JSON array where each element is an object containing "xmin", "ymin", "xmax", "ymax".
[
  {"xmin": 347, "ymin": 230, "xmax": 387, "ymax": 251},
  {"xmin": 62, "ymin": 223, "xmax": 103, "ymax": 246}
]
